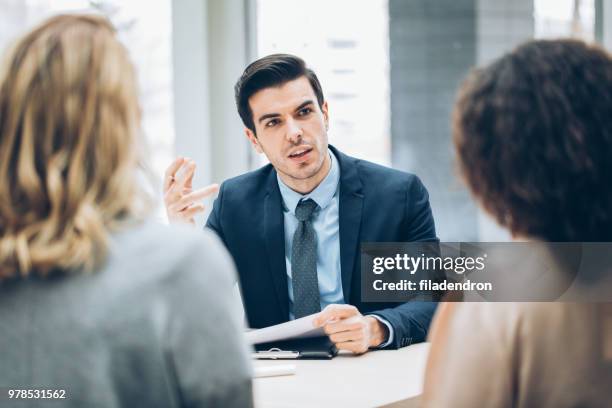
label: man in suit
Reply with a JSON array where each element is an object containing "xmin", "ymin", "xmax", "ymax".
[{"xmin": 164, "ymin": 54, "xmax": 438, "ymax": 353}]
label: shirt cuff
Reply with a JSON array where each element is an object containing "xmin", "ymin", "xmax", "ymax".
[{"xmin": 367, "ymin": 314, "xmax": 394, "ymax": 349}]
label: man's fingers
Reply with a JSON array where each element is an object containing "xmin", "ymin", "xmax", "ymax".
[
  {"xmin": 163, "ymin": 157, "xmax": 185, "ymax": 193},
  {"xmin": 329, "ymin": 329, "xmax": 363, "ymax": 344},
  {"xmin": 185, "ymin": 161, "xmax": 196, "ymax": 190},
  {"xmin": 181, "ymin": 204, "xmax": 206, "ymax": 219},
  {"xmin": 189, "ymin": 184, "xmax": 220, "ymax": 201},
  {"xmin": 335, "ymin": 341, "xmax": 367, "ymax": 354},
  {"xmin": 166, "ymin": 203, "xmax": 205, "ymax": 226},
  {"xmin": 313, "ymin": 304, "xmax": 359, "ymax": 326},
  {"xmin": 164, "ymin": 156, "xmax": 185, "ymax": 180},
  {"xmin": 323, "ymin": 315, "xmax": 363, "ymax": 335},
  {"xmin": 165, "ymin": 160, "xmax": 196, "ymax": 201},
  {"xmin": 169, "ymin": 184, "xmax": 219, "ymax": 212},
  {"xmin": 174, "ymin": 160, "xmax": 196, "ymax": 186},
  {"xmin": 323, "ymin": 319, "xmax": 363, "ymax": 335}
]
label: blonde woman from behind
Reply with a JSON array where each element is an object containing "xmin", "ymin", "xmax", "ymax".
[{"xmin": 0, "ymin": 14, "xmax": 252, "ymax": 407}]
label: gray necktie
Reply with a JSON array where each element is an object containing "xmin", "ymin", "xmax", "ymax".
[{"xmin": 292, "ymin": 199, "xmax": 320, "ymax": 318}]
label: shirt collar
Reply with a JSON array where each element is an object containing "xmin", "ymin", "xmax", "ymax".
[{"xmin": 277, "ymin": 149, "xmax": 340, "ymax": 215}]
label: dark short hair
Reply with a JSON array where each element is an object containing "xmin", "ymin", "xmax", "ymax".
[
  {"xmin": 234, "ymin": 54, "xmax": 325, "ymax": 134},
  {"xmin": 453, "ymin": 39, "xmax": 612, "ymax": 241}
]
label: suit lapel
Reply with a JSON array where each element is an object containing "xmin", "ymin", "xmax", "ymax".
[
  {"xmin": 263, "ymin": 171, "xmax": 290, "ymax": 321},
  {"xmin": 332, "ymin": 146, "xmax": 364, "ymax": 303}
]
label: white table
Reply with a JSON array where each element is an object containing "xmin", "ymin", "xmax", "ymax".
[{"xmin": 253, "ymin": 342, "xmax": 429, "ymax": 408}]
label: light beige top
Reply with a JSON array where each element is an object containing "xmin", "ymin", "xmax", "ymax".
[{"xmin": 422, "ymin": 302, "xmax": 612, "ymax": 407}]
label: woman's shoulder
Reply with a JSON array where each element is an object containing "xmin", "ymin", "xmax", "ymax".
[
  {"xmin": 444, "ymin": 302, "xmax": 599, "ymax": 346},
  {"xmin": 112, "ymin": 220, "xmax": 223, "ymax": 257},
  {"xmin": 102, "ymin": 220, "xmax": 233, "ymax": 288}
]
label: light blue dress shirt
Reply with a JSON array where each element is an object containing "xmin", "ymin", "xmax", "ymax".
[
  {"xmin": 277, "ymin": 150, "xmax": 394, "ymax": 347},
  {"xmin": 277, "ymin": 151, "xmax": 343, "ymax": 316}
]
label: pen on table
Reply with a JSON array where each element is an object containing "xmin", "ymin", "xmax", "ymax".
[{"xmin": 254, "ymin": 364, "xmax": 297, "ymax": 378}]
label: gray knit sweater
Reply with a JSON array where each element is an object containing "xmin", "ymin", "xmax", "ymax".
[{"xmin": 0, "ymin": 222, "xmax": 253, "ymax": 407}]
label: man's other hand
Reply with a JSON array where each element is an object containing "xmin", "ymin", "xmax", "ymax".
[
  {"xmin": 313, "ymin": 304, "xmax": 389, "ymax": 354},
  {"xmin": 163, "ymin": 157, "xmax": 219, "ymax": 226}
]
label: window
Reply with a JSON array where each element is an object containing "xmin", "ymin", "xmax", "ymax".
[
  {"xmin": 0, "ymin": 0, "xmax": 174, "ymax": 186},
  {"xmin": 535, "ymin": 0, "xmax": 595, "ymax": 40},
  {"xmin": 256, "ymin": 0, "xmax": 391, "ymax": 166}
]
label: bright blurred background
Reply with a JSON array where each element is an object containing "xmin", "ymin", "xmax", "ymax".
[{"xmin": 0, "ymin": 0, "xmax": 608, "ymax": 240}]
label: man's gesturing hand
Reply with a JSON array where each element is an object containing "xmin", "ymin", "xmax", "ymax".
[
  {"xmin": 163, "ymin": 157, "xmax": 219, "ymax": 226},
  {"xmin": 312, "ymin": 304, "xmax": 389, "ymax": 354}
]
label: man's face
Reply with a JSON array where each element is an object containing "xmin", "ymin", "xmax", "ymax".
[{"xmin": 245, "ymin": 76, "xmax": 329, "ymax": 186}]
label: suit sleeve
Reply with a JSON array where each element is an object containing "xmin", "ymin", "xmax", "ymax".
[
  {"xmin": 401, "ymin": 175, "xmax": 437, "ymax": 243},
  {"xmin": 205, "ymin": 182, "xmax": 225, "ymax": 242},
  {"xmin": 370, "ymin": 175, "xmax": 439, "ymax": 349}
]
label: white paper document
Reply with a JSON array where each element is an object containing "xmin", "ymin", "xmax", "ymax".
[{"xmin": 245, "ymin": 313, "xmax": 325, "ymax": 345}]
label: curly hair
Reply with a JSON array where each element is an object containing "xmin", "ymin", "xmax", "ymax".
[
  {"xmin": 453, "ymin": 39, "xmax": 612, "ymax": 241},
  {"xmin": 0, "ymin": 14, "xmax": 151, "ymax": 279}
]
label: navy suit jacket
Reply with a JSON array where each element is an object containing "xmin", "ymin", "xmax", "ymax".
[{"xmin": 206, "ymin": 145, "xmax": 438, "ymax": 348}]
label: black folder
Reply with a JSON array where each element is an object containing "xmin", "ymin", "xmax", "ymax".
[{"xmin": 253, "ymin": 335, "xmax": 338, "ymax": 359}]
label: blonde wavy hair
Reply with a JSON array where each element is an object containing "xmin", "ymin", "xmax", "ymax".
[{"xmin": 0, "ymin": 14, "xmax": 151, "ymax": 279}]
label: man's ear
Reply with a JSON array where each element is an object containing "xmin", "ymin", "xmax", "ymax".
[
  {"xmin": 245, "ymin": 128, "xmax": 263, "ymax": 154},
  {"xmin": 321, "ymin": 100, "xmax": 329, "ymax": 130}
]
